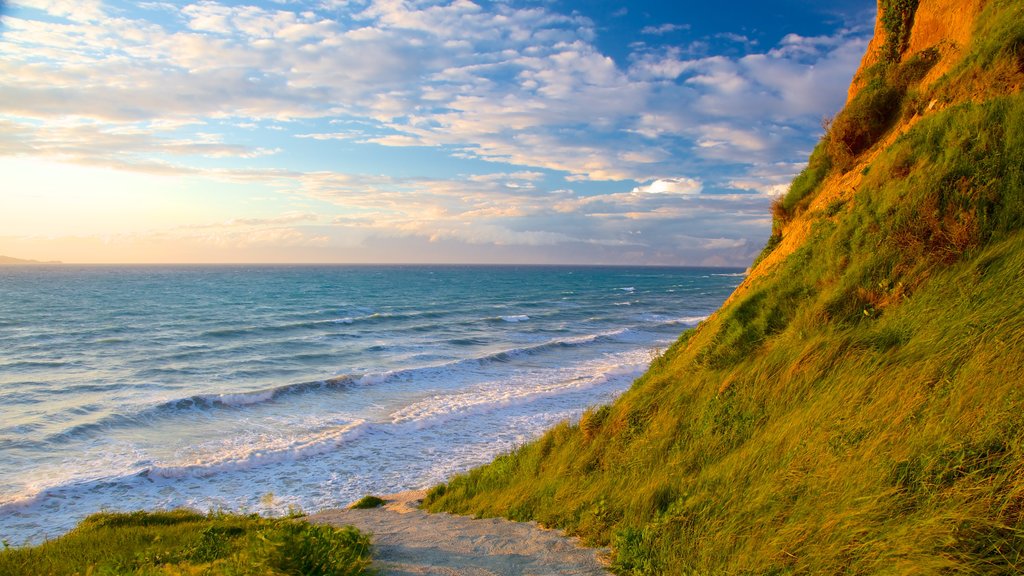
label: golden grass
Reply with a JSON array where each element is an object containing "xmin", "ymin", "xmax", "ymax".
[{"xmin": 423, "ymin": 2, "xmax": 1024, "ymax": 572}]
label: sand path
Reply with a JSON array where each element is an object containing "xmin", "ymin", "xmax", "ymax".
[{"xmin": 309, "ymin": 491, "xmax": 611, "ymax": 576}]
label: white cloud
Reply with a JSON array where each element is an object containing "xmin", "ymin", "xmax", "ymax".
[
  {"xmin": 632, "ymin": 177, "xmax": 703, "ymax": 195},
  {"xmin": 11, "ymin": 0, "xmax": 104, "ymax": 22},
  {"xmin": 1, "ymin": 0, "xmax": 868, "ymax": 187},
  {"xmin": 641, "ymin": 23, "xmax": 689, "ymax": 36},
  {"xmin": 0, "ymin": 0, "xmax": 874, "ymax": 264}
]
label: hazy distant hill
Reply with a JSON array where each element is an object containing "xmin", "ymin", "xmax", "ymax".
[
  {"xmin": 426, "ymin": 0, "xmax": 1024, "ymax": 573},
  {"xmin": 0, "ymin": 255, "xmax": 62, "ymax": 265}
]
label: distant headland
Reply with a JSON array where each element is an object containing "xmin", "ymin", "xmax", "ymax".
[{"xmin": 0, "ymin": 255, "xmax": 62, "ymax": 265}]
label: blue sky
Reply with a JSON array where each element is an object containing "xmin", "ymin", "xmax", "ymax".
[{"xmin": 0, "ymin": 0, "xmax": 875, "ymax": 264}]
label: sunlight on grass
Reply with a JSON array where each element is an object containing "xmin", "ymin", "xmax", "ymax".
[
  {"xmin": 0, "ymin": 510, "xmax": 374, "ymax": 576},
  {"xmin": 423, "ymin": 1, "xmax": 1024, "ymax": 572}
]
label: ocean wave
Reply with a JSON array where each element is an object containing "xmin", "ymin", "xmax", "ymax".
[
  {"xmin": 388, "ymin": 358, "xmax": 645, "ymax": 429},
  {"xmin": 498, "ymin": 315, "xmax": 530, "ymax": 323},
  {"xmin": 137, "ymin": 419, "xmax": 369, "ymax": 480},
  {"xmin": 34, "ymin": 322, "xmax": 683, "ymax": 448},
  {"xmin": 41, "ymin": 376, "xmax": 359, "ymax": 445},
  {"xmin": 0, "ymin": 419, "xmax": 369, "ymax": 511},
  {"xmin": 197, "ymin": 309, "xmax": 466, "ymax": 339},
  {"xmin": 447, "ymin": 337, "xmax": 491, "ymax": 346},
  {"xmin": 0, "ymin": 360, "xmax": 74, "ymax": 370},
  {"xmin": 650, "ymin": 315, "xmax": 708, "ymax": 327}
]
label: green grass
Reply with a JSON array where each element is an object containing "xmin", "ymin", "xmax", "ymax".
[
  {"xmin": 349, "ymin": 495, "xmax": 386, "ymax": 510},
  {"xmin": 423, "ymin": 4, "xmax": 1024, "ymax": 573},
  {"xmin": 879, "ymin": 0, "xmax": 919, "ymax": 63},
  {"xmin": 780, "ymin": 141, "xmax": 832, "ymax": 215},
  {"xmin": 0, "ymin": 510, "xmax": 375, "ymax": 575}
]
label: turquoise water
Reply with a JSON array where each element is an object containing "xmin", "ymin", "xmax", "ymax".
[{"xmin": 0, "ymin": 265, "xmax": 743, "ymax": 544}]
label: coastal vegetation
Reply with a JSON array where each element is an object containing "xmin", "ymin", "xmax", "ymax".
[
  {"xmin": 0, "ymin": 510, "xmax": 374, "ymax": 575},
  {"xmin": 3, "ymin": 1, "xmax": 1022, "ymax": 574},
  {"xmin": 349, "ymin": 496, "xmax": 386, "ymax": 510},
  {"xmin": 425, "ymin": 0, "xmax": 1024, "ymax": 573}
]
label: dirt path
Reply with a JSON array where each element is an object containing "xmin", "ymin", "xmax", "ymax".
[{"xmin": 309, "ymin": 491, "xmax": 611, "ymax": 576}]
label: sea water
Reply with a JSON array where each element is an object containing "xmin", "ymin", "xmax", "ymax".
[{"xmin": 0, "ymin": 265, "xmax": 743, "ymax": 544}]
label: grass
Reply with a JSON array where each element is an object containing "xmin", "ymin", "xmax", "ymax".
[
  {"xmin": 879, "ymin": 0, "xmax": 919, "ymax": 63},
  {"xmin": 423, "ymin": 3, "xmax": 1024, "ymax": 573},
  {"xmin": 0, "ymin": 510, "xmax": 375, "ymax": 575},
  {"xmin": 349, "ymin": 495, "xmax": 386, "ymax": 510},
  {"xmin": 780, "ymin": 141, "xmax": 832, "ymax": 215}
]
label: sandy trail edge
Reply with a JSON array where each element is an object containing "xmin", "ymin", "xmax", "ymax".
[{"xmin": 309, "ymin": 490, "xmax": 612, "ymax": 576}]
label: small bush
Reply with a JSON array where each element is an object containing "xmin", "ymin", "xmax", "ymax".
[
  {"xmin": 349, "ymin": 495, "xmax": 386, "ymax": 509},
  {"xmin": 269, "ymin": 522, "xmax": 373, "ymax": 576},
  {"xmin": 612, "ymin": 526, "xmax": 664, "ymax": 575},
  {"xmin": 824, "ymin": 199, "xmax": 848, "ymax": 217},
  {"xmin": 826, "ymin": 78, "xmax": 904, "ymax": 170},
  {"xmin": 890, "ymin": 47, "xmax": 940, "ymax": 88}
]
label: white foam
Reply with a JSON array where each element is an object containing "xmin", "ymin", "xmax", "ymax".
[
  {"xmin": 668, "ymin": 315, "xmax": 708, "ymax": 325},
  {"xmin": 388, "ymin": 351, "xmax": 647, "ymax": 429},
  {"xmin": 142, "ymin": 419, "xmax": 368, "ymax": 479},
  {"xmin": 500, "ymin": 315, "xmax": 530, "ymax": 322},
  {"xmin": 356, "ymin": 370, "xmax": 397, "ymax": 386},
  {"xmin": 212, "ymin": 390, "xmax": 277, "ymax": 407}
]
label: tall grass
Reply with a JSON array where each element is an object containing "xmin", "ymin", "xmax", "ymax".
[
  {"xmin": 0, "ymin": 510, "xmax": 375, "ymax": 575},
  {"xmin": 423, "ymin": 3, "xmax": 1024, "ymax": 573}
]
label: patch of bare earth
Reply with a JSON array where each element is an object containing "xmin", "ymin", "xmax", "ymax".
[{"xmin": 309, "ymin": 491, "xmax": 611, "ymax": 576}]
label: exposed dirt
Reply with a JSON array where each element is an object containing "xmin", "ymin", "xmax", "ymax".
[
  {"xmin": 725, "ymin": 0, "xmax": 989, "ymax": 309},
  {"xmin": 848, "ymin": 0, "xmax": 984, "ymax": 102},
  {"xmin": 309, "ymin": 491, "xmax": 611, "ymax": 576}
]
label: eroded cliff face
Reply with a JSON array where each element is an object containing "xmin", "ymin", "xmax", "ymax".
[
  {"xmin": 736, "ymin": 0, "xmax": 997, "ymax": 303},
  {"xmin": 848, "ymin": 0, "xmax": 985, "ymax": 102}
]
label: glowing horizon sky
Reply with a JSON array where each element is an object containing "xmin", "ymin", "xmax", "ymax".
[{"xmin": 0, "ymin": 0, "xmax": 875, "ymax": 265}]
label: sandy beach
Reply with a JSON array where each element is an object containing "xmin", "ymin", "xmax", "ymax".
[{"xmin": 309, "ymin": 490, "xmax": 611, "ymax": 575}]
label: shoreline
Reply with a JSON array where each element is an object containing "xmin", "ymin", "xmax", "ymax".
[{"xmin": 311, "ymin": 488, "xmax": 612, "ymax": 574}]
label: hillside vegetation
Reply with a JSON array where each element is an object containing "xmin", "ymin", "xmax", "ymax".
[
  {"xmin": 424, "ymin": 1, "xmax": 1024, "ymax": 573},
  {"xmin": 0, "ymin": 510, "xmax": 374, "ymax": 575}
]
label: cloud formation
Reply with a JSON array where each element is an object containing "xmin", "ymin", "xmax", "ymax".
[{"xmin": 0, "ymin": 0, "xmax": 874, "ymax": 265}]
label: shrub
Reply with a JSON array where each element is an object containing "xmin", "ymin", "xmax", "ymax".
[
  {"xmin": 880, "ymin": 0, "xmax": 920, "ymax": 63},
  {"xmin": 349, "ymin": 495, "xmax": 386, "ymax": 509},
  {"xmin": 890, "ymin": 47, "xmax": 940, "ymax": 88},
  {"xmin": 268, "ymin": 522, "xmax": 373, "ymax": 576},
  {"xmin": 612, "ymin": 526, "xmax": 665, "ymax": 575},
  {"xmin": 826, "ymin": 78, "xmax": 904, "ymax": 170}
]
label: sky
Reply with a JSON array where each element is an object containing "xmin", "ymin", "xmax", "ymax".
[{"xmin": 0, "ymin": 0, "xmax": 876, "ymax": 265}]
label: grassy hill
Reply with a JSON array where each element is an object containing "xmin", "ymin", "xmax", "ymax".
[
  {"xmin": 0, "ymin": 510, "xmax": 373, "ymax": 575},
  {"xmin": 424, "ymin": 1, "xmax": 1024, "ymax": 573}
]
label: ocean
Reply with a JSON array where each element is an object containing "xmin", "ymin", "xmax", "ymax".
[{"xmin": 0, "ymin": 265, "xmax": 743, "ymax": 544}]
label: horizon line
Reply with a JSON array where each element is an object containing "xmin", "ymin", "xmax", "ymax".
[{"xmin": 0, "ymin": 261, "xmax": 750, "ymax": 269}]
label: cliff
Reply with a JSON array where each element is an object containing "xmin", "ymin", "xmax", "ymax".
[{"xmin": 426, "ymin": 0, "xmax": 1024, "ymax": 573}]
